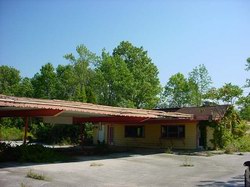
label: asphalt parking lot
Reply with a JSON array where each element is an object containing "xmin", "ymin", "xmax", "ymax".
[{"xmin": 0, "ymin": 152, "xmax": 249, "ymax": 187}]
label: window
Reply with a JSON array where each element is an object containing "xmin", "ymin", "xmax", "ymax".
[
  {"xmin": 161, "ymin": 125, "xmax": 185, "ymax": 138},
  {"xmin": 125, "ymin": 126, "xmax": 144, "ymax": 138}
]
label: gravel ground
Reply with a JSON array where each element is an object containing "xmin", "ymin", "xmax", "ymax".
[{"xmin": 0, "ymin": 152, "xmax": 249, "ymax": 187}]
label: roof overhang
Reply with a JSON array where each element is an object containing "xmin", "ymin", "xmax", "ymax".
[{"xmin": 0, "ymin": 95, "xmax": 193, "ymax": 124}]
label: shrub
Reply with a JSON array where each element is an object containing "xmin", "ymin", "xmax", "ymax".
[
  {"xmin": 234, "ymin": 135, "xmax": 250, "ymax": 152},
  {"xmin": 224, "ymin": 135, "xmax": 250, "ymax": 153},
  {"xmin": 32, "ymin": 123, "xmax": 83, "ymax": 145},
  {"xmin": 0, "ymin": 144, "xmax": 67, "ymax": 163},
  {"xmin": 0, "ymin": 126, "xmax": 24, "ymax": 141}
]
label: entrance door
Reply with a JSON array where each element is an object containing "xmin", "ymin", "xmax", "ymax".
[
  {"xmin": 98, "ymin": 124, "xmax": 105, "ymax": 142},
  {"xmin": 198, "ymin": 124, "xmax": 206, "ymax": 148}
]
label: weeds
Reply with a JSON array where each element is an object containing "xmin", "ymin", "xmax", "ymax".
[
  {"xmin": 181, "ymin": 156, "xmax": 194, "ymax": 167},
  {"xmin": 20, "ymin": 182, "xmax": 31, "ymax": 187},
  {"xmin": 90, "ymin": 162, "xmax": 104, "ymax": 167},
  {"xmin": 165, "ymin": 147, "xmax": 173, "ymax": 154},
  {"xmin": 26, "ymin": 170, "xmax": 46, "ymax": 180}
]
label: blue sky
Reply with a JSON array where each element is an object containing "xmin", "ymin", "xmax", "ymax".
[{"xmin": 0, "ymin": 0, "xmax": 249, "ymax": 94}]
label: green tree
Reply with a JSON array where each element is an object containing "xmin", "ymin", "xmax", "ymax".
[
  {"xmin": 55, "ymin": 64, "xmax": 80, "ymax": 101},
  {"xmin": 238, "ymin": 95, "xmax": 250, "ymax": 121},
  {"xmin": 64, "ymin": 45, "xmax": 98, "ymax": 102},
  {"xmin": 95, "ymin": 51, "xmax": 134, "ymax": 107},
  {"xmin": 188, "ymin": 64, "xmax": 212, "ymax": 106},
  {"xmin": 246, "ymin": 58, "xmax": 250, "ymax": 87},
  {"xmin": 32, "ymin": 63, "xmax": 57, "ymax": 99},
  {"xmin": 0, "ymin": 65, "xmax": 21, "ymax": 95},
  {"xmin": 218, "ymin": 83, "xmax": 243, "ymax": 104},
  {"xmin": 204, "ymin": 87, "xmax": 220, "ymax": 104},
  {"xmin": 238, "ymin": 58, "xmax": 250, "ymax": 120},
  {"xmin": 163, "ymin": 73, "xmax": 191, "ymax": 107},
  {"xmin": 113, "ymin": 41, "xmax": 161, "ymax": 109},
  {"xmin": 17, "ymin": 77, "xmax": 34, "ymax": 97}
]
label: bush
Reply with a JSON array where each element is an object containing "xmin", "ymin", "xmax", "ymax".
[
  {"xmin": 31, "ymin": 123, "xmax": 83, "ymax": 145},
  {"xmin": 224, "ymin": 135, "xmax": 250, "ymax": 153},
  {"xmin": 0, "ymin": 126, "xmax": 24, "ymax": 141},
  {"xmin": 0, "ymin": 144, "xmax": 66, "ymax": 163},
  {"xmin": 234, "ymin": 135, "xmax": 250, "ymax": 152}
]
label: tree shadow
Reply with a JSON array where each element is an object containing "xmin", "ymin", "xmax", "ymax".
[
  {"xmin": 197, "ymin": 175, "xmax": 244, "ymax": 187},
  {"xmin": 0, "ymin": 146, "xmax": 165, "ymax": 169}
]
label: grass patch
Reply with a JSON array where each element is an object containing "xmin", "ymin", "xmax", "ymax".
[
  {"xmin": 26, "ymin": 170, "xmax": 46, "ymax": 180},
  {"xmin": 180, "ymin": 156, "xmax": 194, "ymax": 167},
  {"xmin": 90, "ymin": 162, "xmax": 104, "ymax": 167}
]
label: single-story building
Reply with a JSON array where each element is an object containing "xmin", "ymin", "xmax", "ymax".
[
  {"xmin": 0, "ymin": 94, "xmax": 229, "ymax": 150},
  {"xmin": 93, "ymin": 105, "xmax": 230, "ymax": 150}
]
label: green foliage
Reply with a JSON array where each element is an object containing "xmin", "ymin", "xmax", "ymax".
[
  {"xmin": 55, "ymin": 64, "xmax": 77, "ymax": 100},
  {"xmin": 238, "ymin": 95, "xmax": 250, "ymax": 121},
  {"xmin": 32, "ymin": 123, "xmax": 81, "ymax": 145},
  {"xmin": 63, "ymin": 44, "xmax": 99, "ymax": 103},
  {"xmin": 218, "ymin": 83, "xmax": 243, "ymax": 104},
  {"xmin": 161, "ymin": 64, "xmax": 212, "ymax": 107},
  {"xmin": 224, "ymin": 135, "xmax": 250, "ymax": 153},
  {"xmin": 95, "ymin": 51, "xmax": 134, "ymax": 107},
  {"xmin": 31, "ymin": 63, "xmax": 57, "ymax": 99},
  {"xmin": 210, "ymin": 106, "xmax": 246, "ymax": 149},
  {"xmin": 0, "ymin": 126, "xmax": 24, "ymax": 141},
  {"xmin": 0, "ymin": 118, "xmax": 24, "ymax": 129},
  {"xmin": 0, "ymin": 65, "xmax": 21, "ymax": 95},
  {"xmin": 113, "ymin": 41, "xmax": 162, "ymax": 109},
  {"xmin": 0, "ymin": 144, "xmax": 66, "ymax": 163},
  {"xmin": 188, "ymin": 64, "xmax": 212, "ymax": 106},
  {"xmin": 16, "ymin": 77, "xmax": 34, "ymax": 97},
  {"xmin": 246, "ymin": 58, "xmax": 250, "ymax": 87},
  {"xmin": 163, "ymin": 73, "xmax": 191, "ymax": 107}
]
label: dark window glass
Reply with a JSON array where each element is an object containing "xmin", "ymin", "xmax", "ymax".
[
  {"xmin": 125, "ymin": 126, "xmax": 144, "ymax": 138},
  {"xmin": 161, "ymin": 125, "xmax": 185, "ymax": 138}
]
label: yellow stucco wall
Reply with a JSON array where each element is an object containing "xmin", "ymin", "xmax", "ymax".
[{"xmin": 101, "ymin": 122, "xmax": 198, "ymax": 149}]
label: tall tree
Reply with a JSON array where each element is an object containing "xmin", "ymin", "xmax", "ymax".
[
  {"xmin": 32, "ymin": 63, "xmax": 57, "ymax": 99},
  {"xmin": 205, "ymin": 84, "xmax": 243, "ymax": 105},
  {"xmin": 163, "ymin": 73, "xmax": 191, "ymax": 107},
  {"xmin": 95, "ymin": 51, "xmax": 134, "ymax": 107},
  {"xmin": 55, "ymin": 64, "xmax": 77, "ymax": 100},
  {"xmin": 64, "ymin": 45, "xmax": 98, "ymax": 102},
  {"xmin": 188, "ymin": 64, "xmax": 212, "ymax": 106},
  {"xmin": 113, "ymin": 41, "xmax": 161, "ymax": 109},
  {"xmin": 0, "ymin": 65, "xmax": 21, "ymax": 95},
  {"xmin": 238, "ymin": 58, "xmax": 250, "ymax": 120},
  {"xmin": 218, "ymin": 83, "xmax": 243, "ymax": 104},
  {"xmin": 17, "ymin": 77, "xmax": 34, "ymax": 97}
]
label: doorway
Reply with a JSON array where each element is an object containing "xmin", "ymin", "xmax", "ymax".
[{"xmin": 198, "ymin": 123, "xmax": 207, "ymax": 148}]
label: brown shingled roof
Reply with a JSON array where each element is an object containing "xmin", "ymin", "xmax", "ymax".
[
  {"xmin": 159, "ymin": 105, "xmax": 230, "ymax": 120},
  {"xmin": 0, "ymin": 95, "xmax": 192, "ymax": 119}
]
